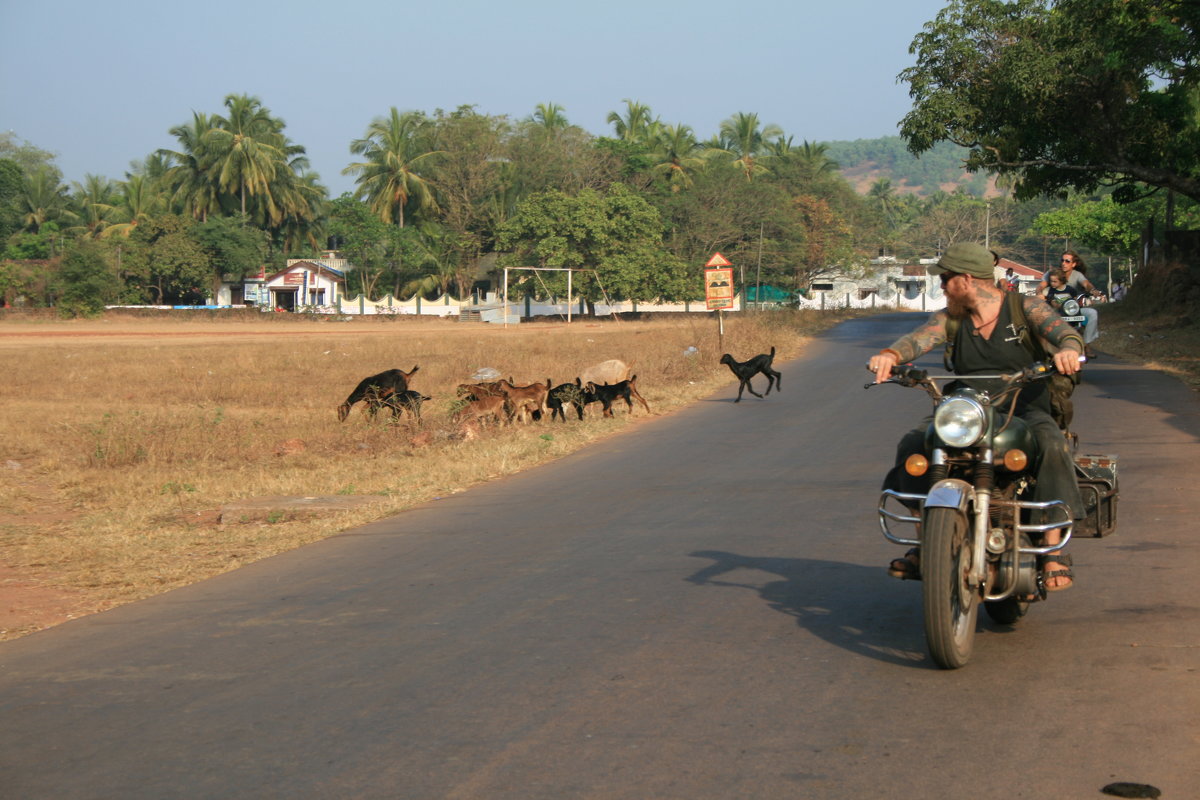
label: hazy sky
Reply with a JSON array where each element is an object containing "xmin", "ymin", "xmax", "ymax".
[{"xmin": 0, "ymin": 0, "xmax": 950, "ymax": 197}]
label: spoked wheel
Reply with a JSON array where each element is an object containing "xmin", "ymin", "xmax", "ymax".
[{"xmin": 922, "ymin": 507, "xmax": 978, "ymax": 669}]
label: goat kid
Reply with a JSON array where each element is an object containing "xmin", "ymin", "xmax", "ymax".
[
  {"xmin": 585, "ymin": 375, "xmax": 651, "ymax": 418},
  {"xmin": 338, "ymin": 366, "xmax": 420, "ymax": 421},
  {"xmin": 453, "ymin": 393, "xmax": 511, "ymax": 426},
  {"xmin": 498, "ymin": 378, "xmax": 551, "ymax": 423},
  {"xmin": 719, "ymin": 346, "xmax": 781, "ymax": 402},
  {"xmin": 381, "ymin": 389, "xmax": 431, "ymax": 421}
]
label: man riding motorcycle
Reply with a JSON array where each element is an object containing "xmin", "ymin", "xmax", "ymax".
[{"xmin": 868, "ymin": 242, "xmax": 1086, "ymax": 591}]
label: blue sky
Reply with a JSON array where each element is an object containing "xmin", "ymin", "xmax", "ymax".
[{"xmin": 0, "ymin": 0, "xmax": 950, "ymax": 197}]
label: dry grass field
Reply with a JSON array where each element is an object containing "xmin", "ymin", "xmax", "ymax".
[{"xmin": 0, "ymin": 310, "xmax": 853, "ymax": 639}]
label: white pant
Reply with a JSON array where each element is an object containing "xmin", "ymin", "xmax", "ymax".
[{"xmin": 1081, "ymin": 308, "xmax": 1099, "ymax": 344}]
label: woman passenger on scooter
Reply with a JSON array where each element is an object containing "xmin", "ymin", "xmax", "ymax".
[
  {"xmin": 1039, "ymin": 251, "xmax": 1101, "ymax": 358},
  {"xmin": 868, "ymin": 243, "xmax": 1086, "ymax": 591}
]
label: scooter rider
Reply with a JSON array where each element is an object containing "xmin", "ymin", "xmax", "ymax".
[
  {"xmin": 868, "ymin": 242, "xmax": 1085, "ymax": 591},
  {"xmin": 1038, "ymin": 251, "xmax": 1101, "ymax": 358}
]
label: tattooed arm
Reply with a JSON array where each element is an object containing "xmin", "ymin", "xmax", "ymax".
[
  {"xmin": 1023, "ymin": 295, "xmax": 1085, "ymax": 375},
  {"xmin": 1022, "ymin": 295, "xmax": 1084, "ymax": 353},
  {"xmin": 868, "ymin": 312, "xmax": 948, "ymax": 383}
]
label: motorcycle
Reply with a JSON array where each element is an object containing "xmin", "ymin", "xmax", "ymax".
[{"xmin": 870, "ymin": 362, "xmax": 1118, "ymax": 669}]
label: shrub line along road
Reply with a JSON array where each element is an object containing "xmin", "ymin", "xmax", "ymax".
[{"xmin": 1, "ymin": 315, "xmax": 1196, "ymax": 798}]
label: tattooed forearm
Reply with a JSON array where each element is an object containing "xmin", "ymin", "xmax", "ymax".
[
  {"xmin": 1024, "ymin": 296, "xmax": 1084, "ymax": 352},
  {"xmin": 886, "ymin": 312, "xmax": 949, "ymax": 362}
]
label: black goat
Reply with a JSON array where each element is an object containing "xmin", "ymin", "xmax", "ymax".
[
  {"xmin": 719, "ymin": 347, "xmax": 781, "ymax": 402},
  {"xmin": 585, "ymin": 375, "xmax": 651, "ymax": 418},
  {"xmin": 337, "ymin": 366, "xmax": 419, "ymax": 421},
  {"xmin": 548, "ymin": 378, "xmax": 586, "ymax": 421},
  {"xmin": 380, "ymin": 389, "xmax": 432, "ymax": 421}
]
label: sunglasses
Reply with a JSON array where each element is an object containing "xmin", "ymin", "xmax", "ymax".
[{"xmin": 1061, "ymin": 258, "xmax": 1075, "ymax": 264}]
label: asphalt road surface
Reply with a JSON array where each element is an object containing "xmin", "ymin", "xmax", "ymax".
[{"xmin": 2, "ymin": 314, "xmax": 1197, "ymax": 799}]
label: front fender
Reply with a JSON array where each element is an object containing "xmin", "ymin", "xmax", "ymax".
[{"xmin": 925, "ymin": 478, "xmax": 975, "ymax": 514}]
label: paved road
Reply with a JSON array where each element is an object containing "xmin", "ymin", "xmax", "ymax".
[{"xmin": 2, "ymin": 315, "xmax": 1197, "ymax": 799}]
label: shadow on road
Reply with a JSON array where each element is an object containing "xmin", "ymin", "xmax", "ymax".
[{"xmin": 685, "ymin": 549, "xmax": 1023, "ymax": 670}]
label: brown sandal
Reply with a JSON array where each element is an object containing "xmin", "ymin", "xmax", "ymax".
[{"xmin": 1039, "ymin": 552, "xmax": 1074, "ymax": 592}]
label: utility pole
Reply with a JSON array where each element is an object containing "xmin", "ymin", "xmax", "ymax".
[{"xmin": 985, "ymin": 200, "xmax": 991, "ymax": 248}]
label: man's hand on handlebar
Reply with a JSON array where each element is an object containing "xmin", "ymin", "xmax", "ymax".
[
  {"xmin": 868, "ymin": 351, "xmax": 899, "ymax": 384},
  {"xmin": 1053, "ymin": 348, "xmax": 1083, "ymax": 376}
]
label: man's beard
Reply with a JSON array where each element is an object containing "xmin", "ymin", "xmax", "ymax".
[{"xmin": 946, "ymin": 295, "xmax": 970, "ymax": 319}]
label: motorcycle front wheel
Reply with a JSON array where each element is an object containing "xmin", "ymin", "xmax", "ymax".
[{"xmin": 922, "ymin": 506, "xmax": 978, "ymax": 669}]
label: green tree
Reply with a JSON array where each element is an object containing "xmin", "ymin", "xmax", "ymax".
[
  {"xmin": 498, "ymin": 183, "xmax": 688, "ymax": 306},
  {"xmin": 193, "ymin": 215, "xmax": 269, "ymax": 297},
  {"xmin": 0, "ymin": 159, "xmax": 22, "ymax": 242},
  {"xmin": 56, "ymin": 239, "xmax": 116, "ymax": 317},
  {"xmin": 130, "ymin": 215, "xmax": 212, "ymax": 304},
  {"xmin": 18, "ymin": 165, "xmax": 70, "ymax": 233},
  {"xmin": 344, "ymin": 108, "xmax": 441, "ymax": 229},
  {"xmin": 900, "ymin": 0, "xmax": 1200, "ymax": 204},
  {"xmin": 531, "ymin": 102, "xmax": 569, "ymax": 130}
]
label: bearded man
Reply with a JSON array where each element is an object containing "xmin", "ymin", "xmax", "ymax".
[{"xmin": 867, "ymin": 242, "xmax": 1085, "ymax": 591}]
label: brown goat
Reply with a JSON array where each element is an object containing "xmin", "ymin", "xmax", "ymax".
[
  {"xmin": 453, "ymin": 393, "xmax": 511, "ymax": 426},
  {"xmin": 498, "ymin": 378, "xmax": 551, "ymax": 423}
]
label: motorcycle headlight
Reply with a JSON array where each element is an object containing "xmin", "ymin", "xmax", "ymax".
[
  {"xmin": 934, "ymin": 396, "xmax": 987, "ymax": 447},
  {"xmin": 1061, "ymin": 298, "xmax": 1080, "ymax": 316}
]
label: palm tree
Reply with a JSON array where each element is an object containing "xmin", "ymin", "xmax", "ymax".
[
  {"xmin": 18, "ymin": 165, "xmax": 70, "ymax": 232},
  {"xmin": 606, "ymin": 99, "xmax": 656, "ymax": 144},
  {"xmin": 716, "ymin": 112, "xmax": 783, "ymax": 180},
  {"xmin": 101, "ymin": 173, "xmax": 166, "ymax": 239},
  {"xmin": 532, "ymin": 102, "xmax": 569, "ymax": 130},
  {"xmin": 792, "ymin": 140, "xmax": 840, "ymax": 182},
  {"xmin": 159, "ymin": 112, "xmax": 221, "ymax": 222},
  {"xmin": 206, "ymin": 94, "xmax": 286, "ymax": 216},
  {"xmin": 648, "ymin": 123, "xmax": 707, "ymax": 191},
  {"xmin": 869, "ymin": 178, "xmax": 898, "ymax": 223},
  {"xmin": 67, "ymin": 174, "xmax": 119, "ymax": 238},
  {"xmin": 343, "ymin": 108, "xmax": 442, "ymax": 228}
]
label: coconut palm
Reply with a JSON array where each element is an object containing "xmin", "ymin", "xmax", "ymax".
[
  {"xmin": 206, "ymin": 94, "xmax": 286, "ymax": 217},
  {"xmin": 18, "ymin": 165, "xmax": 70, "ymax": 232},
  {"xmin": 67, "ymin": 174, "xmax": 120, "ymax": 238},
  {"xmin": 344, "ymin": 108, "xmax": 441, "ymax": 228},
  {"xmin": 716, "ymin": 112, "xmax": 784, "ymax": 180},
  {"xmin": 648, "ymin": 123, "xmax": 707, "ymax": 191},
  {"xmin": 99, "ymin": 174, "xmax": 164, "ymax": 239},
  {"xmin": 159, "ymin": 112, "xmax": 221, "ymax": 222},
  {"xmin": 606, "ymin": 99, "xmax": 657, "ymax": 144},
  {"xmin": 532, "ymin": 102, "xmax": 569, "ymax": 130}
]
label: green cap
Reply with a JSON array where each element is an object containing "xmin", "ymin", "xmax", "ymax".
[{"xmin": 927, "ymin": 242, "xmax": 996, "ymax": 279}]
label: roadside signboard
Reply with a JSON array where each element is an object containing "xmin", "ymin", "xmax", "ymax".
[{"xmin": 705, "ymin": 252, "xmax": 735, "ymax": 310}]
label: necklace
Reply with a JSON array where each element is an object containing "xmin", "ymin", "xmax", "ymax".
[{"xmin": 972, "ymin": 307, "xmax": 1001, "ymax": 332}]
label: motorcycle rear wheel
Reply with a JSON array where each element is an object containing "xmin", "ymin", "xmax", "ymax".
[{"xmin": 922, "ymin": 507, "xmax": 978, "ymax": 669}]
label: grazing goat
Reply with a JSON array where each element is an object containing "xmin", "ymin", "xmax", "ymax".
[
  {"xmin": 338, "ymin": 366, "xmax": 419, "ymax": 421},
  {"xmin": 498, "ymin": 378, "xmax": 551, "ymax": 423},
  {"xmin": 453, "ymin": 393, "xmax": 510, "ymax": 426},
  {"xmin": 580, "ymin": 359, "xmax": 630, "ymax": 387},
  {"xmin": 585, "ymin": 375, "xmax": 651, "ymax": 418},
  {"xmin": 719, "ymin": 346, "xmax": 781, "ymax": 402},
  {"xmin": 548, "ymin": 378, "xmax": 587, "ymax": 422},
  {"xmin": 381, "ymin": 389, "xmax": 431, "ymax": 421}
]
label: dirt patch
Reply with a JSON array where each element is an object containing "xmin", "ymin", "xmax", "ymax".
[{"xmin": 0, "ymin": 564, "xmax": 99, "ymax": 638}]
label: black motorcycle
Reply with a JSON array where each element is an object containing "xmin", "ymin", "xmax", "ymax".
[{"xmin": 871, "ymin": 362, "xmax": 1118, "ymax": 668}]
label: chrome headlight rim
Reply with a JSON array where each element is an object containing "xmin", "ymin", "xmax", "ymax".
[
  {"xmin": 1061, "ymin": 297, "xmax": 1081, "ymax": 316},
  {"xmin": 934, "ymin": 396, "xmax": 987, "ymax": 448}
]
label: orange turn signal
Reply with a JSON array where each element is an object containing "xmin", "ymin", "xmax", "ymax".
[
  {"xmin": 1003, "ymin": 449, "xmax": 1028, "ymax": 471},
  {"xmin": 904, "ymin": 454, "xmax": 929, "ymax": 476}
]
